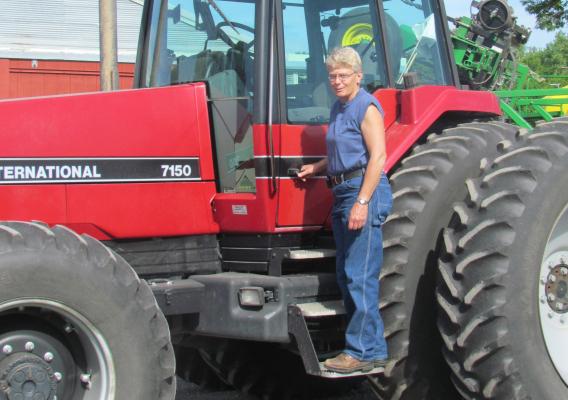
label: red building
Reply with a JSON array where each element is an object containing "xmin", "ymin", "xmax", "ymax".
[{"xmin": 0, "ymin": 59, "xmax": 135, "ymax": 99}]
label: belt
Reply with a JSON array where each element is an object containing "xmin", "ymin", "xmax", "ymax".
[{"xmin": 328, "ymin": 168, "xmax": 365, "ymax": 187}]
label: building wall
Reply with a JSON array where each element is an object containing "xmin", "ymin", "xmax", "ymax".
[
  {"xmin": 0, "ymin": 0, "xmax": 143, "ymax": 62},
  {"xmin": 0, "ymin": 59, "xmax": 135, "ymax": 99},
  {"xmin": 0, "ymin": 0, "xmax": 142, "ymax": 99}
]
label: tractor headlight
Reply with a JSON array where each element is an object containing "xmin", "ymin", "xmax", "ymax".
[{"xmin": 238, "ymin": 287, "xmax": 265, "ymax": 308}]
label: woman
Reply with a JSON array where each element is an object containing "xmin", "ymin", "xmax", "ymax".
[{"xmin": 297, "ymin": 47, "xmax": 392, "ymax": 374}]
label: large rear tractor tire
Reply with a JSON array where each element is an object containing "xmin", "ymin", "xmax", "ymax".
[
  {"xmin": 0, "ymin": 222, "xmax": 176, "ymax": 400},
  {"xmin": 371, "ymin": 121, "xmax": 519, "ymax": 399},
  {"xmin": 437, "ymin": 119, "xmax": 568, "ymax": 399}
]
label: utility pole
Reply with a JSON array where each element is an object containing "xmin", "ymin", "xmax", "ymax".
[{"xmin": 99, "ymin": 0, "xmax": 119, "ymax": 91}]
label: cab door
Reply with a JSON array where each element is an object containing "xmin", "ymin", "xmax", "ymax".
[{"xmin": 276, "ymin": 0, "xmax": 390, "ymax": 227}]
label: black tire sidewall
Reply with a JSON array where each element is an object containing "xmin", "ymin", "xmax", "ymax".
[
  {"xmin": 328, "ymin": 8, "xmax": 370, "ymax": 50},
  {"xmin": 327, "ymin": 8, "xmax": 402, "ymax": 77},
  {"xmin": 0, "ymin": 246, "xmax": 167, "ymax": 400}
]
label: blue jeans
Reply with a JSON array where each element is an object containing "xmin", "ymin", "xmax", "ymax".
[{"xmin": 331, "ymin": 173, "xmax": 392, "ymax": 361}]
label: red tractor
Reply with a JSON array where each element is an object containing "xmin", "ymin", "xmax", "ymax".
[{"xmin": 0, "ymin": 0, "xmax": 566, "ymax": 399}]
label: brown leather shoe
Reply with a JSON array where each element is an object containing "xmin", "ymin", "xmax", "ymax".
[{"xmin": 323, "ymin": 353, "xmax": 374, "ymax": 373}]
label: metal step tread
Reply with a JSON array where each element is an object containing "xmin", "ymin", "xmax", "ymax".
[
  {"xmin": 318, "ymin": 362, "xmax": 385, "ymax": 378},
  {"xmin": 296, "ymin": 300, "xmax": 346, "ymax": 317},
  {"xmin": 288, "ymin": 248, "xmax": 336, "ymax": 260}
]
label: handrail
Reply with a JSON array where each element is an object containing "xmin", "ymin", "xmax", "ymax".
[{"xmin": 267, "ymin": 0, "xmax": 277, "ymax": 195}]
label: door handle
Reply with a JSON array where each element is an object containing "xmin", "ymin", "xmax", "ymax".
[{"xmin": 287, "ymin": 168, "xmax": 300, "ymax": 177}]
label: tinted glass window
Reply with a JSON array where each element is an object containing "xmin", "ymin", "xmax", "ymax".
[
  {"xmin": 384, "ymin": 0, "xmax": 451, "ymax": 87},
  {"xmin": 282, "ymin": 0, "xmax": 387, "ymax": 124},
  {"xmin": 142, "ymin": 0, "xmax": 255, "ymax": 100}
]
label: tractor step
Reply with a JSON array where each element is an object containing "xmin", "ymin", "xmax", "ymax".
[
  {"xmin": 288, "ymin": 304, "xmax": 385, "ymax": 379},
  {"xmin": 296, "ymin": 300, "xmax": 345, "ymax": 317},
  {"xmin": 318, "ymin": 363, "xmax": 385, "ymax": 378},
  {"xmin": 288, "ymin": 248, "xmax": 336, "ymax": 259}
]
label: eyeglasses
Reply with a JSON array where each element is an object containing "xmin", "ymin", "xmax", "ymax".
[{"xmin": 328, "ymin": 72, "xmax": 355, "ymax": 82}]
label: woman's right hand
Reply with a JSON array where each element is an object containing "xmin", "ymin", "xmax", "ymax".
[{"xmin": 297, "ymin": 164, "xmax": 316, "ymax": 181}]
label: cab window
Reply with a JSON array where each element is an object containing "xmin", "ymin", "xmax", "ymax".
[
  {"xmin": 384, "ymin": 0, "xmax": 452, "ymax": 87},
  {"xmin": 142, "ymin": 0, "xmax": 255, "ymax": 98},
  {"xmin": 281, "ymin": 0, "xmax": 387, "ymax": 124}
]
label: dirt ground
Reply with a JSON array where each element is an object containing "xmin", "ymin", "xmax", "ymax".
[{"xmin": 175, "ymin": 377, "xmax": 380, "ymax": 400}]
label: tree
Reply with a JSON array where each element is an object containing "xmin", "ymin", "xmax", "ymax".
[
  {"xmin": 520, "ymin": 32, "xmax": 568, "ymax": 87},
  {"xmin": 521, "ymin": 0, "xmax": 568, "ymax": 30}
]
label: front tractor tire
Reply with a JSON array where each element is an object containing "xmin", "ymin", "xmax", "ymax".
[
  {"xmin": 0, "ymin": 222, "xmax": 176, "ymax": 400},
  {"xmin": 373, "ymin": 121, "xmax": 519, "ymax": 399},
  {"xmin": 437, "ymin": 119, "xmax": 568, "ymax": 399}
]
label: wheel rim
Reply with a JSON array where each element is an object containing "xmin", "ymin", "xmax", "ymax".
[
  {"xmin": 539, "ymin": 202, "xmax": 568, "ymax": 385},
  {"xmin": 341, "ymin": 23, "xmax": 373, "ymax": 46},
  {"xmin": 0, "ymin": 299, "xmax": 115, "ymax": 400}
]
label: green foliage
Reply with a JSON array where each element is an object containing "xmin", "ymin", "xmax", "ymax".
[
  {"xmin": 521, "ymin": 0, "xmax": 568, "ymax": 30},
  {"xmin": 520, "ymin": 32, "xmax": 568, "ymax": 88}
]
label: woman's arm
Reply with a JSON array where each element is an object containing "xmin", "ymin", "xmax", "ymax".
[{"xmin": 348, "ymin": 104, "xmax": 387, "ymax": 230}]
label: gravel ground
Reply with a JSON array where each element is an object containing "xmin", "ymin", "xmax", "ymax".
[
  {"xmin": 175, "ymin": 377, "xmax": 380, "ymax": 400},
  {"xmin": 175, "ymin": 379, "xmax": 255, "ymax": 400}
]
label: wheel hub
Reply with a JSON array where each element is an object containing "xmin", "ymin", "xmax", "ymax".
[
  {"xmin": 0, "ymin": 301, "xmax": 116, "ymax": 400},
  {"xmin": 0, "ymin": 331, "xmax": 69, "ymax": 400},
  {"xmin": 545, "ymin": 262, "xmax": 568, "ymax": 313},
  {"xmin": 539, "ymin": 202, "xmax": 568, "ymax": 385},
  {"xmin": 0, "ymin": 353, "xmax": 57, "ymax": 400},
  {"xmin": 341, "ymin": 23, "xmax": 372, "ymax": 46}
]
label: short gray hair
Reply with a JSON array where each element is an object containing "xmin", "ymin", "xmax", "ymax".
[{"xmin": 325, "ymin": 47, "xmax": 362, "ymax": 73}]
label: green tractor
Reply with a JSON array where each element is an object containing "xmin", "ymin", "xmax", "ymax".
[{"xmin": 450, "ymin": 0, "xmax": 568, "ymax": 128}]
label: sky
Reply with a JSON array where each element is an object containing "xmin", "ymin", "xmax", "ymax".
[{"xmin": 443, "ymin": 0, "xmax": 567, "ymax": 49}]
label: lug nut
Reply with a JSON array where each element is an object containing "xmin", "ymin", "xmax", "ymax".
[
  {"xmin": 53, "ymin": 372, "xmax": 62, "ymax": 382},
  {"xmin": 557, "ymin": 303, "xmax": 564, "ymax": 310},
  {"xmin": 541, "ymin": 277, "xmax": 547, "ymax": 285},
  {"xmin": 64, "ymin": 324, "xmax": 73, "ymax": 333},
  {"xmin": 2, "ymin": 345, "xmax": 13, "ymax": 354},
  {"xmin": 43, "ymin": 352, "xmax": 54, "ymax": 362},
  {"xmin": 548, "ymin": 294, "xmax": 556, "ymax": 302},
  {"xmin": 548, "ymin": 312, "xmax": 554, "ymax": 319},
  {"xmin": 24, "ymin": 342, "xmax": 35, "ymax": 352},
  {"xmin": 549, "ymin": 275, "xmax": 557, "ymax": 283},
  {"xmin": 80, "ymin": 373, "xmax": 92, "ymax": 389},
  {"xmin": 561, "ymin": 267, "xmax": 568, "ymax": 276},
  {"xmin": 541, "ymin": 296, "xmax": 547, "ymax": 304}
]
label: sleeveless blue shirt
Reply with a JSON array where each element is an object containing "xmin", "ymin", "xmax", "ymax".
[{"xmin": 326, "ymin": 88, "xmax": 384, "ymax": 176}]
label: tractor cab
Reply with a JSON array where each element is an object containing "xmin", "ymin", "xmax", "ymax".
[{"xmin": 135, "ymin": 0, "xmax": 457, "ymax": 232}]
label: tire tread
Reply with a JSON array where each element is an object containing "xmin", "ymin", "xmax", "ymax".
[
  {"xmin": 436, "ymin": 119, "xmax": 568, "ymax": 399},
  {"xmin": 376, "ymin": 120, "xmax": 519, "ymax": 399}
]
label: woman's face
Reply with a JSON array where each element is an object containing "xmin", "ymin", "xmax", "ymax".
[{"xmin": 327, "ymin": 64, "xmax": 362, "ymax": 102}]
